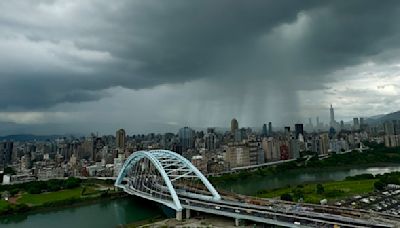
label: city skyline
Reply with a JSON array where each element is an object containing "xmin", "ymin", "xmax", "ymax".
[
  {"xmin": 0, "ymin": 104, "xmax": 394, "ymax": 136},
  {"xmin": 1, "ymin": 1, "xmax": 400, "ymax": 135}
]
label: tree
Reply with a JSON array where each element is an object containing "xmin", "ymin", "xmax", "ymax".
[
  {"xmin": 64, "ymin": 177, "xmax": 81, "ymax": 189},
  {"xmin": 292, "ymin": 188, "xmax": 304, "ymax": 200},
  {"xmin": 316, "ymin": 184, "xmax": 325, "ymax": 194},
  {"xmin": 374, "ymin": 180, "xmax": 385, "ymax": 191},
  {"xmin": 280, "ymin": 193, "xmax": 293, "ymax": 201}
]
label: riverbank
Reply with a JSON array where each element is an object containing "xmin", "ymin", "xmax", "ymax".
[
  {"xmin": 255, "ymin": 171, "xmax": 400, "ymax": 205},
  {"xmin": 0, "ymin": 178, "xmax": 126, "ymax": 217},
  {"xmin": 255, "ymin": 179, "xmax": 376, "ymax": 204},
  {"xmin": 210, "ymin": 144, "xmax": 400, "ymax": 193}
]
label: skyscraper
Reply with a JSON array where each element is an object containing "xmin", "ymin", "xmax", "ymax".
[
  {"xmin": 1, "ymin": 141, "xmax": 13, "ymax": 167},
  {"xmin": 295, "ymin": 123, "xmax": 304, "ymax": 139},
  {"xmin": 329, "ymin": 104, "xmax": 335, "ymax": 127},
  {"xmin": 384, "ymin": 121, "xmax": 395, "ymax": 135},
  {"xmin": 319, "ymin": 133, "xmax": 329, "ymax": 155},
  {"xmin": 116, "ymin": 129, "xmax": 126, "ymax": 150},
  {"xmin": 205, "ymin": 128, "xmax": 217, "ymax": 151},
  {"xmin": 179, "ymin": 127, "xmax": 194, "ymax": 152},
  {"xmin": 262, "ymin": 124, "xmax": 268, "ymax": 137},
  {"xmin": 231, "ymin": 118, "xmax": 239, "ymax": 134},
  {"xmin": 360, "ymin": 117, "xmax": 365, "ymax": 130},
  {"xmin": 316, "ymin": 116, "xmax": 321, "ymax": 131},
  {"xmin": 268, "ymin": 122, "xmax": 272, "ymax": 136},
  {"xmin": 353, "ymin": 118, "xmax": 359, "ymax": 130},
  {"xmin": 284, "ymin": 126, "xmax": 291, "ymax": 138}
]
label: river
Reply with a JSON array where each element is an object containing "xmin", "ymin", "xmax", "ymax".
[{"xmin": 2, "ymin": 165, "xmax": 400, "ymax": 228}]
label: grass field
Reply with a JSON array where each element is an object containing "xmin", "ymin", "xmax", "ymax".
[
  {"xmin": 256, "ymin": 179, "xmax": 376, "ymax": 204},
  {"xmin": 17, "ymin": 188, "xmax": 83, "ymax": 206}
]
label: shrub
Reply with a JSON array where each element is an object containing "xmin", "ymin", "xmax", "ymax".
[
  {"xmin": 316, "ymin": 184, "xmax": 324, "ymax": 194},
  {"xmin": 280, "ymin": 193, "xmax": 293, "ymax": 201}
]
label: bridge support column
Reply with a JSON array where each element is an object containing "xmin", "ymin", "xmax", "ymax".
[
  {"xmin": 185, "ymin": 209, "xmax": 191, "ymax": 219},
  {"xmin": 235, "ymin": 218, "xmax": 240, "ymax": 226},
  {"xmin": 176, "ymin": 210, "xmax": 182, "ymax": 221}
]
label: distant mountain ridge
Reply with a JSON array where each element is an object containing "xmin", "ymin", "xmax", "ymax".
[
  {"xmin": 366, "ymin": 110, "xmax": 400, "ymax": 124},
  {"xmin": 379, "ymin": 111, "xmax": 400, "ymax": 121}
]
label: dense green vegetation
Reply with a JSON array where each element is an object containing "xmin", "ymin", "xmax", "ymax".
[
  {"xmin": 0, "ymin": 200, "xmax": 9, "ymax": 211},
  {"xmin": 210, "ymin": 143, "xmax": 400, "ymax": 186},
  {"xmin": 0, "ymin": 177, "xmax": 82, "ymax": 195},
  {"xmin": 0, "ymin": 178, "xmax": 120, "ymax": 216},
  {"xmin": 373, "ymin": 172, "xmax": 400, "ymax": 190},
  {"xmin": 256, "ymin": 179, "xmax": 376, "ymax": 204},
  {"xmin": 256, "ymin": 171, "xmax": 400, "ymax": 204}
]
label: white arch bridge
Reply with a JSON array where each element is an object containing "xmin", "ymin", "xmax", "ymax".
[
  {"xmin": 115, "ymin": 150, "xmax": 400, "ymax": 227},
  {"xmin": 115, "ymin": 149, "xmax": 220, "ymax": 212}
]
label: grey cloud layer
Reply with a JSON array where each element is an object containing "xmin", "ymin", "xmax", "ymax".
[{"xmin": 1, "ymin": 0, "xmax": 400, "ymax": 110}]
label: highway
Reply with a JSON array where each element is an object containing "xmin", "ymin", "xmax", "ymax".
[
  {"xmin": 121, "ymin": 181, "xmax": 400, "ymax": 227},
  {"xmin": 179, "ymin": 193, "xmax": 396, "ymax": 228}
]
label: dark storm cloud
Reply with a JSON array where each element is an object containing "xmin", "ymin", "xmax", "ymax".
[{"xmin": 1, "ymin": 0, "xmax": 400, "ymax": 109}]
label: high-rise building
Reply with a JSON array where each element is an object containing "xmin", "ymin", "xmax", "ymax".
[
  {"xmin": 289, "ymin": 139, "xmax": 300, "ymax": 159},
  {"xmin": 359, "ymin": 117, "xmax": 366, "ymax": 130},
  {"xmin": 360, "ymin": 117, "xmax": 364, "ymax": 126},
  {"xmin": 224, "ymin": 145, "xmax": 250, "ymax": 168},
  {"xmin": 116, "ymin": 129, "xmax": 126, "ymax": 150},
  {"xmin": 353, "ymin": 118, "xmax": 359, "ymax": 130},
  {"xmin": 280, "ymin": 144, "xmax": 289, "ymax": 160},
  {"xmin": 1, "ymin": 141, "xmax": 13, "ymax": 168},
  {"xmin": 262, "ymin": 124, "xmax": 268, "ymax": 137},
  {"xmin": 319, "ymin": 133, "xmax": 329, "ymax": 155},
  {"xmin": 295, "ymin": 124, "xmax": 304, "ymax": 139},
  {"xmin": 384, "ymin": 121, "xmax": 395, "ymax": 135},
  {"xmin": 179, "ymin": 127, "xmax": 194, "ymax": 152},
  {"xmin": 284, "ymin": 126, "xmax": 291, "ymax": 138},
  {"xmin": 316, "ymin": 116, "xmax": 322, "ymax": 131},
  {"xmin": 330, "ymin": 104, "xmax": 335, "ymax": 127},
  {"xmin": 393, "ymin": 120, "xmax": 400, "ymax": 135},
  {"xmin": 248, "ymin": 136, "xmax": 261, "ymax": 165},
  {"xmin": 268, "ymin": 122, "xmax": 272, "ymax": 136},
  {"xmin": 205, "ymin": 128, "xmax": 218, "ymax": 151},
  {"xmin": 231, "ymin": 118, "xmax": 239, "ymax": 134}
]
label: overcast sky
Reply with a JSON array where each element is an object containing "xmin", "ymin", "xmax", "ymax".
[{"xmin": 1, "ymin": 0, "xmax": 400, "ymax": 135}]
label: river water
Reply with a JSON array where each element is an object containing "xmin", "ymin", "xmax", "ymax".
[{"xmin": 2, "ymin": 166, "xmax": 400, "ymax": 228}]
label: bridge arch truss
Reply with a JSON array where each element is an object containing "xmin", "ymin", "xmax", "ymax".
[{"xmin": 115, "ymin": 150, "xmax": 221, "ymax": 211}]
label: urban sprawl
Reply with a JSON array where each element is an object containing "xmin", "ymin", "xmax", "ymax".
[{"xmin": 1, "ymin": 105, "xmax": 399, "ymax": 184}]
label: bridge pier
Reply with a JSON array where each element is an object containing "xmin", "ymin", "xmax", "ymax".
[
  {"xmin": 176, "ymin": 210, "xmax": 183, "ymax": 221},
  {"xmin": 185, "ymin": 209, "xmax": 191, "ymax": 219},
  {"xmin": 234, "ymin": 218, "xmax": 241, "ymax": 226}
]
